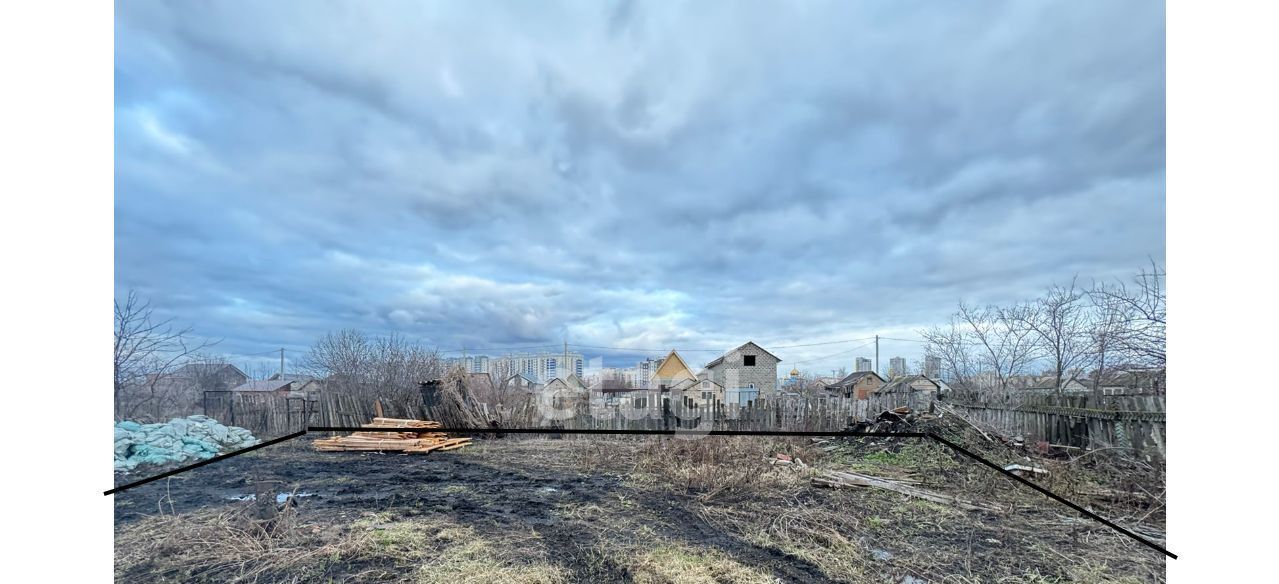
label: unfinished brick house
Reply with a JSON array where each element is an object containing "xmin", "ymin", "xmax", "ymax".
[{"xmin": 703, "ymin": 341, "xmax": 781, "ymax": 404}]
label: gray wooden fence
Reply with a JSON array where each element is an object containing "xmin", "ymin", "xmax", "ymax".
[
  {"xmin": 205, "ymin": 388, "xmax": 928, "ymax": 437},
  {"xmin": 944, "ymin": 395, "xmax": 1166, "ymax": 458}
]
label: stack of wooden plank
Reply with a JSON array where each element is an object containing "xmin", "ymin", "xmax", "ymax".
[{"xmin": 312, "ymin": 417, "xmax": 472, "ymax": 454}]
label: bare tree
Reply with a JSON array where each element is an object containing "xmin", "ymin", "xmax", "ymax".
[
  {"xmin": 959, "ymin": 301, "xmax": 1040, "ymax": 394},
  {"xmin": 1091, "ymin": 260, "xmax": 1166, "ymax": 368},
  {"xmin": 1086, "ymin": 287, "xmax": 1129, "ymax": 394},
  {"xmin": 304, "ymin": 329, "xmax": 445, "ymax": 413},
  {"xmin": 304, "ymin": 328, "xmax": 374, "ymax": 385},
  {"xmin": 920, "ymin": 318, "xmax": 977, "ymax": 390},
  {"xmin": 113, "ymin": 290, "xmax": 214, "ymax": 420},
  {"xmin": 1009, "ymin": 279, "xmax": 1094, "ymax": 394}
]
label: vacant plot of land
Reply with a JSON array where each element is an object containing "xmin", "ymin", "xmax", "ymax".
[{"xmin": 113, "ymin": 435, "xmax": 1165, "ymax": 583}]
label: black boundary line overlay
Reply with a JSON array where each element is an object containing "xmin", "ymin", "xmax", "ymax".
[
  {"xmin": 105, "ymin": 429, "xmax": 307, "ymax": 496},
  {"xmin": 105, "ymin": 426, "xmax": 1176, "ymax": 559},
  {"xmin": 308, "ymin": 427, "xmax": 927, "ymax": 437},
  {"xmin": 927, "ymin": 432, "xmax": 1175, "ymax": 559}
]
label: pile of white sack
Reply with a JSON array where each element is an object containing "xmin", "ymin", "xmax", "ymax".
[{"xmin": 114, "ymin": 415, "xmax": 259, "ymax": 472}]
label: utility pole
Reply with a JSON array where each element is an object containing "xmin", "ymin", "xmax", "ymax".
[
  {"xmin": 279, "ymin": 348, "xmax": 285, "ymax": 379},
  {"xmin": 874, "ymin": 335, "xmax": 879, "ymax": 376}
]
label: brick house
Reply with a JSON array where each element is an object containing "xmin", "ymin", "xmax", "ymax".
[{"xmin": 704, "ymin": 341, "xmax": 782, "ymax": 403}]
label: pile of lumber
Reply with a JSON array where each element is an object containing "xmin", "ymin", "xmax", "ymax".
[{"xmin": 312, "ymin": 417, "xmax": 471, "ymax": 454}]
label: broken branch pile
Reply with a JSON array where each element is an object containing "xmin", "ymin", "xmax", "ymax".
[
  {"xmin": 813, "ymin": 469, "xmax": 1001, "ymax": 513},
  {"xmin": 311, "ymin": 417, "xmax": 471, "ymax": 454}
]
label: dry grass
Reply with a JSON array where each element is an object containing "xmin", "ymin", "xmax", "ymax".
[
  {"xmin": 114, "ymin": 504, "xmax": 372, "ymax": 583},
  {"xmin": 698, "ymin": 503, "xmax": 873, "ymax": 582},
  {"xmin": 631, "ymin": 436, "xmax": 818, "ymax": 502},
  {"xmin": 116, "ymin": 434, "xmax": 1165, "ymax": 583},
  {"xmin": 629, "ymin": 545, "xmax": 780, "ymax": 584}
]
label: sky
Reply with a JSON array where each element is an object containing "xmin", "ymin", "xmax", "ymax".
[{"xmin": 114, "ymin": 1, "xmax": 1165, "ymax": 376}]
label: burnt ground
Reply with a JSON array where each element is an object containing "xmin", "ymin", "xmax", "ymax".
[{"xmin": 113, "ymin": 436, "xmax": 1167, "ymax": 583}]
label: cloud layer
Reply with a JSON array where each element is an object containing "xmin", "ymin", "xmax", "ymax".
[{"xmin": 115, "ymin": 1, "xmax": 1165, "ymax": 372}]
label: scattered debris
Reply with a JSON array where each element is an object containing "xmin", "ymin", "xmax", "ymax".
[
  {"xmin": 311, "ymin": 417, "xmax": 472, "ymax": 453},
  {"xmin": 1003, "ymin": 464, "xmax": 1049, "ymax": 478},
  {"xmin": 813, "ymin": 470, "xmax": 1001, "ymax": 513}
]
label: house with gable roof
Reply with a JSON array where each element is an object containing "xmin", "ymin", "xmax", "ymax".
[
  {"xmin": 824, "ymin": 370, "xmax": 887, "ymax": 400},
  {"xmin": 704, "ymin": 341, "xmax": 782, "ymax": 404}
]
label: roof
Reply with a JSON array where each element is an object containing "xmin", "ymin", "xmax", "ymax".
[
  {"xmin": 704, "ymin": 341, "xmax": 782, "ymax": 369},
  {"xmin": 545, "ymin": 376, "xmax": 588, "ymax": 392},
  {"xmin": 230, "ymin": 379, "xmax": 293, "ymax": 393},
  {"xmin": 175, "ymin": 363, "xmax": 248, "ymax": 379},
  {"xmin": 597, "ymin": 380, "xmax": 643, "ymax": 394},
  {"xmin": 670, "ymin": 377, "xmax": 724, "ymax": 392},
  {"xmin": 653, "ymin": 350, "xmax": 698, "ymax": 381},
  {"xmin": 1025, "ymin": 375, "xmax": 1087, "ymax": 390},
  {"xmin": 826, "ymin": 371, "xmax": 885, "ymax": 388},
  {"xmin": 878, "ymin": 375, "xmax": 941, "ymax": 394},
  {"xmin": 505, "ymin": 372, "xmax": 540, "ymax": 386},
  {"xmin": 268, "ymin": 373, "xmax": 316, "ymax": 382},
  {"xmin": 1097, "ymin": 368, "xmax": 1165, "ymax": 388}
]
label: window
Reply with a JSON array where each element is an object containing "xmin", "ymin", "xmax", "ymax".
[
  {"xmin": 634, "ymin": 397, "xmax": 647, "ymax": 409},
  {"xmin": 743, "ymin": 355, "xmax": 756, "ymax": 366},
  {"xmin": 702, "ymin": 391, "xmax": 712, "ymax": 400}
]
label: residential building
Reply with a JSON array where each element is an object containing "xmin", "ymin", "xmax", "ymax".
[
  {"xmin": 541, "ymin": 374, "xmax": 590, "ymax": 416},
  {"xmin": 489, "ymin": 351, "xmax": 585, "ymax": 383},
  {"xmin": 635, "ymin": 357, "xmax": 663, "ymax": 388},
  {"xmin": 668, "ymin": 376, "xmax": 725, "ymax": 409},
  {"xmin": 229, "ymin": 379, "xmax": 298, "ymax": 396},
  {"xmin": 596, "ymin": 379, "xmax": 647, "ymax": 406},
  {"xmin": 267, "ymin": 372, "xmax": 324, "ymax": 394},
  {"xmin": 173, "ymin": 362, "xmax": 249, "ymax": 392},
  {"xmin": 652, "ymin": 350, "xmax": 699, "ymax": 391},
  {"xmin": 855, "ymin": 357, "xmax": 873, "ymax": 372},
  {"xmin": 704, "ymin": 341, "xmax": 782, "ymax": 402},
  {"xmin": 923, "ymin": 355, "xmax": 941, "ymax": 378},
  {"xmin": 875, "ymin": 375, "xmax": 941, "ymax": 410},
  {"xmin": 888, "ymin": 356, "xmax": 908, "ymax": 378},
  {"xmin": 824, "ymin": 371, "xmax": 887, "ymax": 400},
  {"xmin": 1024, "ymin": 375, "xmax": 1090, "ymax": 395},
  {"xmin": 502, "ymin": 372, "xmax": 542, "ymax": 393},
  {"xmin": 1094, "ymin": 367, "xmax": 1165, "ymax": 396}
]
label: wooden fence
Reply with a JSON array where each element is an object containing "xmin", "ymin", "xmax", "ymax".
[
  {"xmin": 203, "ymin": 390, "xmax": 419, "ymax": 437},
  {"xmin": 204, "ymin": 388, "xmax": 931, "ymax": 437},
  {"xmin": 944, "ymin": 395, "xmax": 1166, "ymax": 458}
]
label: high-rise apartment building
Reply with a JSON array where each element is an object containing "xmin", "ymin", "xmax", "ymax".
[
  {"xmin": 489, "ymin": 351, "xmax": 585, "ymax": 383},
  {"xmin": 855, "ymin": 357, "xmax": 873, "ymax": 372},
  {"xmin": 888, "ymin": 356, "xmax": 908, "ymax": 378},
  {"xmin": 923, "ymin": 355, "xmax": 941, "ymax": 378}
]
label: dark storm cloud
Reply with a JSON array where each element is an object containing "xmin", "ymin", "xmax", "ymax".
[{"xmin": 115, "ymin": 1, "xmax": 1165, "ymax": 370}]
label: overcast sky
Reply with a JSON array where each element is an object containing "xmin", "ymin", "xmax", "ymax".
[{"xmin": 114, "ymin": 1, "xmax": 1165, "ymax": 375}]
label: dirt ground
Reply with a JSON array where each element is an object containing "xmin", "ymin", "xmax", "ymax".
[{"xmin": 113, "ymin": 435, "xmax": 1167, "ymax": 583}]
